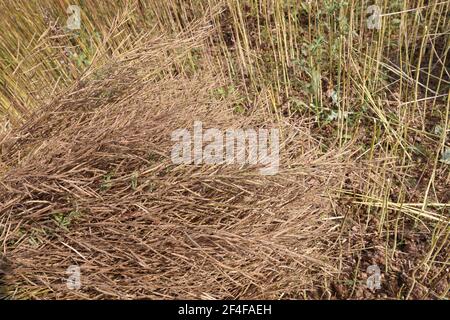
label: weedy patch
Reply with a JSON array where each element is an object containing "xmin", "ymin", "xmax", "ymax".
[{"xmin": 53, "ymin": 211, "xmax": 82, "ymax": 231}]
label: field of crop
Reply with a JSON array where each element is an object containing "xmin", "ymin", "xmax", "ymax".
[{"xmin": 0, "ymin": 0, "xmax": 448, "ymax": 299}]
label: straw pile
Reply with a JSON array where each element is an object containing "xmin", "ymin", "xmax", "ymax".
[{"xmin": 0, "ymin": 29, "xmax": 353, "ymax": 299}]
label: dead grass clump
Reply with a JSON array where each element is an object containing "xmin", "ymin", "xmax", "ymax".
[{"xmin": 0, "ymin": 32, "xmax": 353, "ymax": 299}]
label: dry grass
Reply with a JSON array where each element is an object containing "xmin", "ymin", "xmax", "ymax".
[
  {"xmin": 0, "ymin": 0, "xmax": 449, "ymax": 299},
  {"xmin": 0, "ymin": 31, "xmax": 355, "ymax": 299}
]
